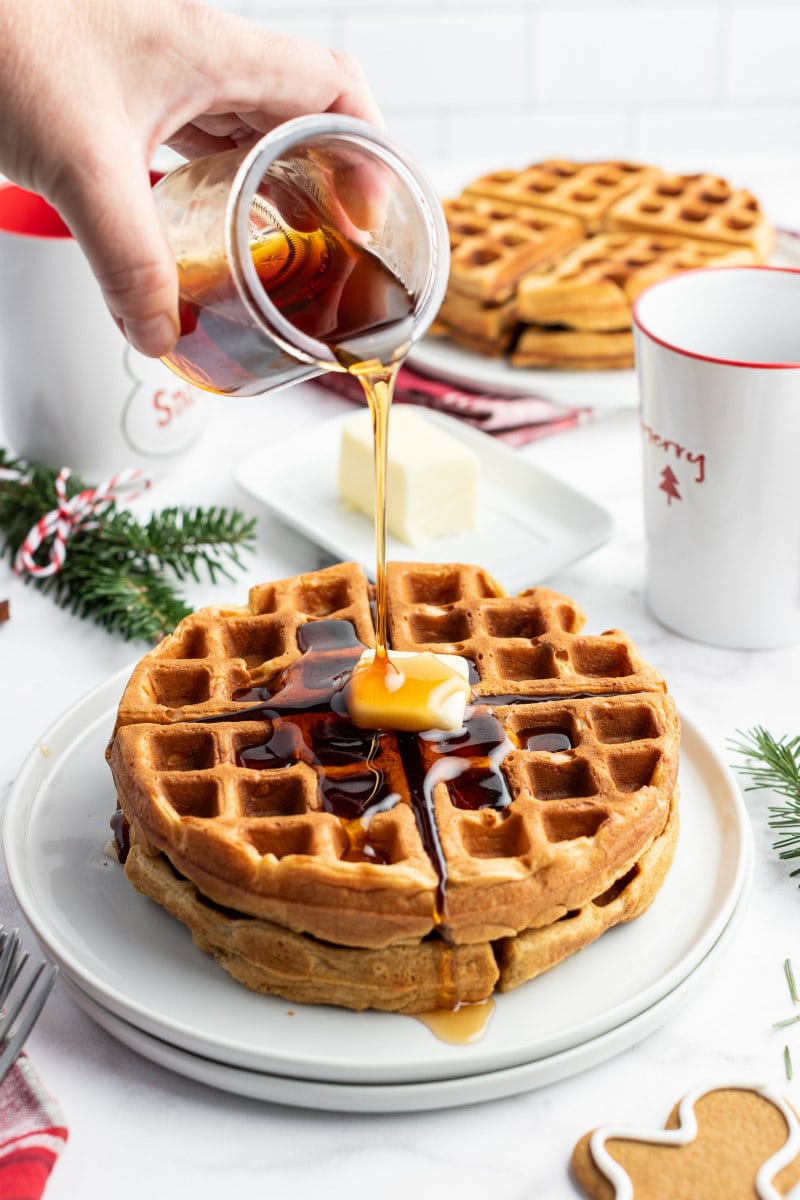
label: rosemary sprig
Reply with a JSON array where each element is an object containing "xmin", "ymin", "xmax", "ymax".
[
  {"xmin": 786, "ymin": 958, "xmax": 799, "ymax": 1004},
  {"xmin": 0, "ymin": 450, "xmax": 257, "ymax": 642},
  {"xmin": 729, "ymin": 727, "xmax": 800, "ymax": 875},
  {"xmin": 772, "ymin": 1014, "xmax": 800, "ymax": 1030}
]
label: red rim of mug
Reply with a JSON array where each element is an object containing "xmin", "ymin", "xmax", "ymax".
[
  {"xmin": 0, "ymin": 172, "xmax": 165, "ymax": 240},
  {"xmin": 632, "ymin": 263, "xmax": 800, "ymax": 370}
]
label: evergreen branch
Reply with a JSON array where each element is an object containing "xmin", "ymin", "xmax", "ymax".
[
  {"xmin": 73, "ymin": 507, "xmax": 258, "ymax": 583},
  {"xmin": 730, "ymin": 727, "xmax": 800, "ymax": 875},
  {"xmin": 0, "ymin": 449, "xmax": 257, "ymax": 642}
]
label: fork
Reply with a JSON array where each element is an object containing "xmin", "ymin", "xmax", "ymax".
[{"xmin": 0, "ymin": 928, "xmax": 58, "ymax": 1087}]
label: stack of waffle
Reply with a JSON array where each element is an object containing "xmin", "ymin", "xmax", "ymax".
[
  {"xmin": 107, "ymin": 561, "xmax": 680, "ymax": 1014},
  {"xmin": 431, "ymin": 160, "xmax": 775, "ymax": 370}
]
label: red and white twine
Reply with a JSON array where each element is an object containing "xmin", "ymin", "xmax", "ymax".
[{"xmin": 0, "ymin": 466, "xmax": 151, "ymax": 578}]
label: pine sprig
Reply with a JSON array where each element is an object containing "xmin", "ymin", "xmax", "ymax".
[
  {"xmin": 0, "ymin": 449, "xmax": 257, "ymax": 642},
  {"xmin": 72, "ymin": 506, "xmax": 257, "ymax": 583},
  {"xmin": 730, "ymin": 726, "xmax": 800, "ymax": 875}
]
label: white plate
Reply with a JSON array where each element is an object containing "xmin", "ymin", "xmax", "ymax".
[
  {"xmin": 4, "ymin": 669, "xmax": 750, "ymax": 1086},
  {"xmin": 408, "ymin": 339, "xmax": 637, "ymax": 410},
  {"xmin": 59, "ymin": 879, "xmax": 748, "ymax": 1115},
  {"xmin": 234, "ymin": 409, "xmax": 613, "ymax": 589}
]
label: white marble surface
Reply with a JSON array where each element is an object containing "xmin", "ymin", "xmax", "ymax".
[
  {"xmin": 2, "ymin": 157, "xmax": 800, "ymax": 1196},
  {"xmin": 2, "ymin": 382, "xmax": 799, "ymax": 1198}
]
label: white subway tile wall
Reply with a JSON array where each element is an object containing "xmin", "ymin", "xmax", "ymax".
[{"xmin": 207, "ymin": 0, "xmax": 800, "ymax": 176}]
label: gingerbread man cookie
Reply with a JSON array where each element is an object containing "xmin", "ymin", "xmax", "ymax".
[{"xmin": 571, "ymin": 1085, "xmax": 800, "ymax": 1199}]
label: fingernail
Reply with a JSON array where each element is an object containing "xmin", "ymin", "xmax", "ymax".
[{"xmin": 123, "ymin": 313, "xmax": 178, "ymax": 357}]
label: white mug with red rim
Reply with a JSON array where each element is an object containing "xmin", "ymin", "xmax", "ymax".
[
  {"xmin": 0, "ymin": 182, "xmax": 208, "ymax": 479},
  {"xmin": 633, "ymin": 265, "xmax": 800, "ymax": 650}
]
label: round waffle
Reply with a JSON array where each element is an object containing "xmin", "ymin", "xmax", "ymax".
[
  {"xmin": 107, "ymin": 561, "xmax": 680, "ymax": 1011},
  {"xmin": 433, "ymin": 159, "xmax": 775, "ymax": 370}
]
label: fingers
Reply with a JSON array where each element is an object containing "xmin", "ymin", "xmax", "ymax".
[
  {"xmin": 51, "ymin": 146, "xmax": 179, "ymax": 357},
  {"xmin": 187, "ymin": 23, "xmax": 384, "ymax": 132},
  {"xmin": 323, "ymin": 49, "xmax": 385, "ymax": 129}
]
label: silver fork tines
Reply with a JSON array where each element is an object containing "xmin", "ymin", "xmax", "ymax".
[{"xmin": 0, "ymin": 927, "xmax": 58, "ymax": 1087}]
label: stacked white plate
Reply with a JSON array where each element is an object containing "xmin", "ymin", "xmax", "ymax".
[{"xmin": 4, "ymin": 672, "xmax": 751, "ymax": 1112}]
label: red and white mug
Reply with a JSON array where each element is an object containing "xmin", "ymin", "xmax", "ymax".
[
  {"xmin": 634, "ymin": 265, "xmax": 800, "ymax": 649},
  {"xmin": 0, "ymin": 181, "xmax": 207, "ymax": 479}
]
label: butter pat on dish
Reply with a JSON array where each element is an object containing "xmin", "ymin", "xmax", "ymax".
[{"xmin": 338, "ymin": 408, "xmax": 479, "ymax": 545}]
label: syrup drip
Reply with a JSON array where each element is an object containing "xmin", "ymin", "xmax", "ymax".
[
  {"xmin": 415, "ymin": 997, "xmax": 496, "ymax": 1045},
  {"xmin": 174, "ymin": 224, "xmax": 590, "ymax": 1028},
  {"xmin": 356, "ymin": 365, "xmax": 395, "ymax": 660},
  {"xmin": 110, "ymin": 807, "xmax": 131, "ymax": 864},
  {"xmin": 337, "ymin": 359, "xmax": 467, "ymax": 727}
]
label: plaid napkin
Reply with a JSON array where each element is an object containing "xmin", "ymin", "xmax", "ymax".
[
  {"xmin": 311, "ymin": 362, "xmax": 591, "ymax": 446},
  {"xmin": 0, "ymin": 1055, "xmax": 67, "ymax": 1198}
]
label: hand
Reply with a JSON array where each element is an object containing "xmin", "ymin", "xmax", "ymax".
[{"xmin": 0, "ymin": 0, "xmax": 383, "ymax": 356}]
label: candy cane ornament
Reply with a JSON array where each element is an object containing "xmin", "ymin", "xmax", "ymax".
[{"xmin": 0, "ymin": 466, "xmax": 151, "ymax": 578}]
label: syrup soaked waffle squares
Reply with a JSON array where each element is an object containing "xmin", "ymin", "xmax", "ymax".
[
  {"xmin": 112, "ymin": 560, "xmax": 376, "ymax": 729},
  {"xmin": 108, "ymin": 561, "xmax": 680, "ymax": 1012},
  {"xmin": 444, "ymin": 194, "xmax": 583, "ymax": 303},
  {"xmin": 606, "ymin": 172, "xmax": 776, "ymax": 260},
  {"xmin": 516, "ymin": 231, "xmax": 757, "ymax": 332},
  {"xmin": 465, "ymin": 160, "xmax": 660, "ymax": 233}
]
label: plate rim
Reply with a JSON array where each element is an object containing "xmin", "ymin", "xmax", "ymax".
[
  {"xmin": 404, "ymin": 235, "xmax": 800, "ymax": 409},
  {"xmin": 57, "ymin": 874, "xmax": 750, "ymax": 1114},
  {"xmin": 407, "ymin": 337, "xmax": 638, "ymax": 409},
  {"xmin": 3, "ymin": 667, "xmax": 751, "ymax": 1086}
]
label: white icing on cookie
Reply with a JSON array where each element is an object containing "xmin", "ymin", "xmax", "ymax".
[{"xmin": 588, "ymin": 1083, "xmax": 800, "ymax": 1200}]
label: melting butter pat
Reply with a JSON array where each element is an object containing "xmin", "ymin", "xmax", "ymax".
[
  {"xmin": 344, "ymin": 650, "xmax": 471, "ymax": 732},
  {"xmin": 338, "ymin": 408, "xmax": 478, "ymax": 545}
]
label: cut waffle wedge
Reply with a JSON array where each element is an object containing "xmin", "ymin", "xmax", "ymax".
[
  {"xmin": 516, "ymin": 231, "xmax": 757, "ymax": 332},
  {"xmin": 444, "ymin": 193, "xmax": 583, "ymax": 302},
  {"xmin": 434, "ymin": 290, "xmax": 519, "ymax": 355},
  {"xmin": 605, "ymin": 172, "xmax": 776, "ymax": 260},
  {"xmin": 511, "ymin": 326, "xmax": 634, "ymax": 370},
  {"xmin": 107, "ymin": 561, "xmax": 680, "ymax": 1012},
  {"xmin": 464, "ymin": 159, "xmax": 660, "ymax": 232},
  {"xmin": 432, "ymin": 160, "xmax": 775, "ymax": 368}
]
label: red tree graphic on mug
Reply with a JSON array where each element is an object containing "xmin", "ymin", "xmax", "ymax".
[{"xmin": 660, "ymin": 465, "xmax": 682, "ymax": 505}]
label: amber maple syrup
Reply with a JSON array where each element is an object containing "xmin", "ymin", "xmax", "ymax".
[
  {"xmin": 165, "ymin": 225, "xmax": 416, "ymax": 396},
  {"xmin": 173, "ymin": 212, "xmax": 497, "ymax": 1035}
]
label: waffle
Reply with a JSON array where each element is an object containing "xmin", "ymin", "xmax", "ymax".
[
  {"xmin": 107, "ymin": 560, "xmax": 680, "ymax": 1012},
  {"xmin": 511, "ymin": 326, "xmax": 634, "ymax": 370},
  {"xmin": 434, "ymin": 290, "xmax": 518, "ymax": 355},
  {"xmin": 516, "ymin": 232, "xmax": 756, "ymax": 332},
  {"xmin": 433, "ymin": 159, "xmax": 775, "ymax": 369},
  {"xmin": 465, "ymin": 160, "xmax": 660, "ymax": 233},
  {"xmin": 605, "ymin": 172, "xmax": 776, "ymax": 260},
  {"xmin": 443, "ymin": 194, "xmax": 583, "ymax": 303}
]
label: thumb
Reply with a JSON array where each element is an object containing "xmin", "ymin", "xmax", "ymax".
[{"xmin": 52, "ymin": 154, "xmax": 179, "ymax": 358}]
